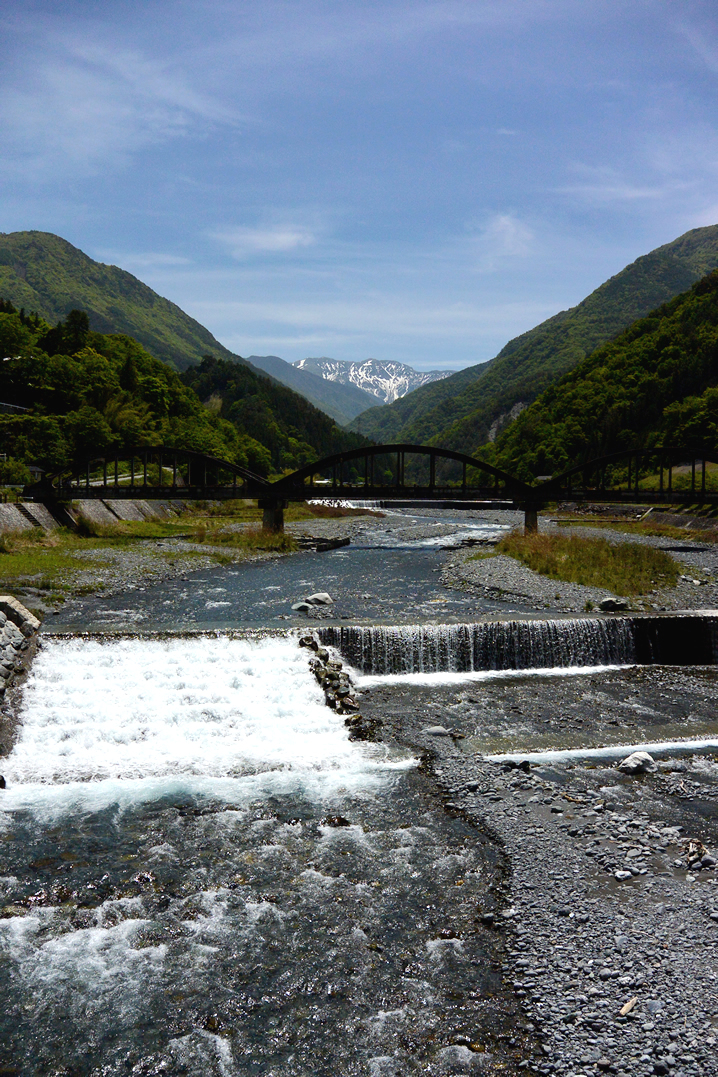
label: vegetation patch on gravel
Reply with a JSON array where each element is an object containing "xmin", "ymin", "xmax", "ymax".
[
  {"xmin": 192, "ymin": 524, "xmax": 297, "ymax": 552},
  {"xmin": 480, "ymin": 531, "xmax": 679, "ymax": 596}
]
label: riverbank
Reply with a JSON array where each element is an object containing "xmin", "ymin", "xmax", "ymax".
[
  {"xmin": 442, "ymin": 514, "xmax": 718, "ymax": 615},
  {"xmin": 356, "ymin": 663, "xmax": 718, "ymax": 1077},
  {"xmin": 9, "ymin": 501, "xmax": 718, "ymax": 623}
]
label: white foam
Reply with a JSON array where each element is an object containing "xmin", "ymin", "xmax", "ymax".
[
  {"xmin": 2, "ymin": 636, "xmax": 411, "ymax": 816},
  {"xmin": 356, "ymin": 663, "xmax": 634, "ymax": 687},
  {"xmin": 487, "ymin": 737, "xmax": 718, "ymax": 765},
  {"xmin": 0, "ymin": 906, "xmax": 166, "ymax": 1021}
]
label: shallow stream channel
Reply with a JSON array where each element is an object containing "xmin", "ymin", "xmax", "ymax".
[{"xmin": 2, "ymin": 508, "xmax": 718, "ymax": 1076}]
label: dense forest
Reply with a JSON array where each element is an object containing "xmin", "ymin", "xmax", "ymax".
[
  {"xmin": 0, "ymin": 301, "xmax": 364, "ymax": 483},
  {"xmin": 487, "ymin": 270, "xmax": 718, "ymax": 480},
  {"xmin": 350, "ymin": 223, "xmax": 718, "ymax": 451}
]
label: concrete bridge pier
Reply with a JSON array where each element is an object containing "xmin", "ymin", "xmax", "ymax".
[
  {"xmin": 259, "ymin": 498, "xmax": 288, "ymax": 533},
  {"xmin": 523, "ymin": 504, "xmax": 539, "ymax": 534}
]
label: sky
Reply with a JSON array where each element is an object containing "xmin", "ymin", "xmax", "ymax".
[{"xmin": 3, "ymin": 0, "xmax": 718, "ymax": 371}]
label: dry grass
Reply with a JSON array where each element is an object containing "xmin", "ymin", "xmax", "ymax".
[
  {"xmin": 482, "ymin": 530, "xmax": 679, "ymax": 596},
  {"xmin": 192, "ymin": 524, "xmax": 297, "ymax": 553},
  {"xmin": 557, "ymin": 517, "xmax": 718, "ymax": 545}
]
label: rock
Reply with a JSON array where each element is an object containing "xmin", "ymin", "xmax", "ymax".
[
  {"xmin": 291, "ymin": 602, "xmax": 312, "ymax": 612},
  {"xmin": 422, "ymin": 725, "xmax": 452, "ymax": 736},
  {"xmin": 0, "ymin": 776, "xmax": 5, "ymax": 789},
  {"xmin": 701, "ymin": 855, "xmax": 716, "ymax": 868},
  {"xmin": 298, "ymin": 635, "xmax": 318, "ymax": 650},
  {"xmin": 0, "ymin": 596, "xmax": 40, "ymax": 633},
  {"xmin": 323, "ymin": 815, "xmax": 350, "ymax": 827},
  {"xmin": 306, "ymin": 592, "xmax": 333, "ymax": 605},
  {"xmin": 614, "ymin": 870, "xmax": 632, "ymax": 880},
  {"xmin": 599, "ymin": 598, "xmax": 629, "ymax": 611},
  {"xmin": 616, "ymin": 751, "xmax": 657, "ymax": 774}
]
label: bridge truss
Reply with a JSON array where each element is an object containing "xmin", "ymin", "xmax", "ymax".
[{"xmin": 21, "ymin": 443, "xmax": 718, "ymax": 532}]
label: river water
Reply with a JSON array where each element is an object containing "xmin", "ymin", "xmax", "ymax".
[
  {"xmin": 2, "ymin": 509, "xmax": 715, "ymax": 1075},
  {"xmin": 48, "ymin": 509, "xmax": 527, "ymax": 631},
  {"xmin": 0, "ymin": 513, "xmax": 529, "ymax": 1076}
]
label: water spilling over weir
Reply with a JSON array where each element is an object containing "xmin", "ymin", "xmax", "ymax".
[
  {"xmin": 320, "ymin": 613, "xmax": 718, "ymax": 676},
  {"xmin": 0, "ymin": 635, "xmax": 518, "ymax": 1076}
]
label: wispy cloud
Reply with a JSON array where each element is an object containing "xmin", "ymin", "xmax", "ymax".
[
  {"xmin": 464, "ymin": 213, "xmax": 535, "ymax": 270},
  {"xmin": 96, "ymin": 251, "xmax": 192, "ymax": 269},
  {"xmin": 0, "ymin": 36, "xmax": 236, "ymax": 178},
  {"xmin": 554, "ymin": 160, "xmax": 694, "ymax": 206},
  {"xmin": 211, "ymin": 225, "xmax": 318, "ymax": 258}
]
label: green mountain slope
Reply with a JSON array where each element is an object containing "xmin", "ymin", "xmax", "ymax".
[
  {"xmin": 245, "ymin": 354, "xmax": 378, "ymax": 424},
  {"xmin": 0, "ymin": 302, "xmax": 365, "ymax": 477},
  {"xmin": 490, "ymin": 269, "xmax": 718, "ymax": 480},
  {"xmin": 350, "ymin": 224, "xmax": 718, "ymax": 450},
  {"xmin": 0, "ymin": 230, "xmax": 243, "ymax": 372}
]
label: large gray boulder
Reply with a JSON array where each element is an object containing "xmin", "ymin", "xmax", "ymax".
[{"xmin": 616, "ymin": 750, "xmax": 657, "ymax": 774}]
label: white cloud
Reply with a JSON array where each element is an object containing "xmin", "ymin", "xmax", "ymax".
[
  {"xmin": 211, "ymin": 226, "xmax": 318, "ymax": 258},
  {"xmin": 0, "ymin": 37, "xmax": 236, "ymax": 178},
  {"xmin": 188, "ymin": 295, "xmax": 554, "ymax": 339},
  {"xmin": 464, "ymin": 213, "xmax": 535, "ymax": 271}
]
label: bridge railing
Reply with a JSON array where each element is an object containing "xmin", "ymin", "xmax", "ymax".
[
  {"xmin": 536, "ymin": 448, "xmax": 718, "ymax": 503},
  {"xmin": 24, "ymin": 446, "xmax": 270, "ymax": 500}
]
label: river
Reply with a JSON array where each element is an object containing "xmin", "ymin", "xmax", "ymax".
[{"xmin": 1, "ymin": 508, "xmax": 716, "ymax": 1075}]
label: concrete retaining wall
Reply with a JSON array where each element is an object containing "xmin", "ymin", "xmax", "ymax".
[{"xmin": 0, "ymin": 499, "xmax": 189, "ymax": 533}]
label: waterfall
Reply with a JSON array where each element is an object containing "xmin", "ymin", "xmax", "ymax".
[{"xmin": 319, "ymin": 618, "xmax": 637, "ymax": 675}]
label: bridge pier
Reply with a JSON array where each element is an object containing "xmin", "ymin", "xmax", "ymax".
[
  {"xmin": 259, "ymin": 498, "xmax": 287, "ymax": 533},
  {"xmin": 523, "ymin": 505, "xmax": 539, "ymax": 534}
]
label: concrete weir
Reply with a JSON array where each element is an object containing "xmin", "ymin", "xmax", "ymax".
[{"xmin": 320, "ymin": 611, "xmax": 718, "ymax": 675}]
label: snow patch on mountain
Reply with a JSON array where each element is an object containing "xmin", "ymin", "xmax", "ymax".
[{"xmin": 293, "ymin": 357, "xmax": 451, "ymax": 404}]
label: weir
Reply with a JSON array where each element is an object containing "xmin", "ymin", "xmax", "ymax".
[{"xmin": 319, "ymin": 613, "xmax": 718, "ymax": 675}]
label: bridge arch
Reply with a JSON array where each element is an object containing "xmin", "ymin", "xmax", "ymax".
[
  {"xmin": 271, "ymin": 443, "xmax": 533, "ymax": 498},
  {"xmin": 24, "ymin": 445, "xmax": 269, "ymax": 500},
  {"xmin": 536, "ymin": 446, "xmax": 718, "ymax": 501}
]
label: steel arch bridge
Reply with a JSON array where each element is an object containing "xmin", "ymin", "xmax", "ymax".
[
  {"xmin": 23, "ymin": 445, "xmax": 271, "ymax": 503},
  {"xmin": 21, "ymin": 442, "xmax": 718, "ymax": 530}
]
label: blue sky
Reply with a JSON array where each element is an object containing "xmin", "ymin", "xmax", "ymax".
[{"xmin": 3, "ymin": 0, "xmax": 718, "ymax": 370}]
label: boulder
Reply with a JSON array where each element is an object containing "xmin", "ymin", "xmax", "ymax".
[
  {"xmin": 616, "ymin": 751, "xmax": 657, "ymax": 774},
  {"xmin": 291, "ymin": 602, "xmax": 312, "ymax": 613},
  {"xmin": 422, "ymin": 725, "xmax": 452, "ymax": 737},
  {"xmin": 0, "ymin": 596, "xmax": 40, "ymax": 634},
  {"xmin": 599, "ymin": 598, "xmax": 629, "ymax": 612},
  {"xmin": 306, "ymin": 593, "xmax": 333, "ymax": 605}
]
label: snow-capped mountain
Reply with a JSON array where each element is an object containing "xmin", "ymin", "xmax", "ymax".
[{"xmin": 293, "ymin": 357, "xmax": 451, "ymax": 405}]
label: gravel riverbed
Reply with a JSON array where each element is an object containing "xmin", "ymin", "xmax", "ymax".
[
  {"xmin": 441, "ymin": 514, "xmax": 718, "ymax": 615},
  {"xmin": 354, "ymin": 665, "xmax": 718, "ymax": 1077}
]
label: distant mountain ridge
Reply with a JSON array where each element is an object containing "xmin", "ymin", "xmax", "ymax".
[
  {"xmin": 349, "ymin": 224, "xmax": 718, "ymax": 451},
  {"xmin": 245, "ymin": 354, "xmax": 378, "ymax": 425},
  {"xmin": 294, "ymin": 357, "xmax": 451, "ymax": 404}
]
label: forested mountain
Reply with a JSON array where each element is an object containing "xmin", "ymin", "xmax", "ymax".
[
  {"xmin": 182, "ymin": 356, "xmax": 367, "ymax": 470},
  {"xmin": 488, "ymin": 269, "xmax": 718, "ymax": 480},
  {"xmin": 0, "ymin": 231, "xmax": 243, "ymax": 372},
  {"xmin": 349, "ymin": 224, "xmax": 718, "ymax": 449},
  {"xmin": 0, "ymin": 302, "xmax": 364, "ymax": 480},
  {"xmin": 245, "ymin": 354, "xmax": 377, "ymax": 425}
]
